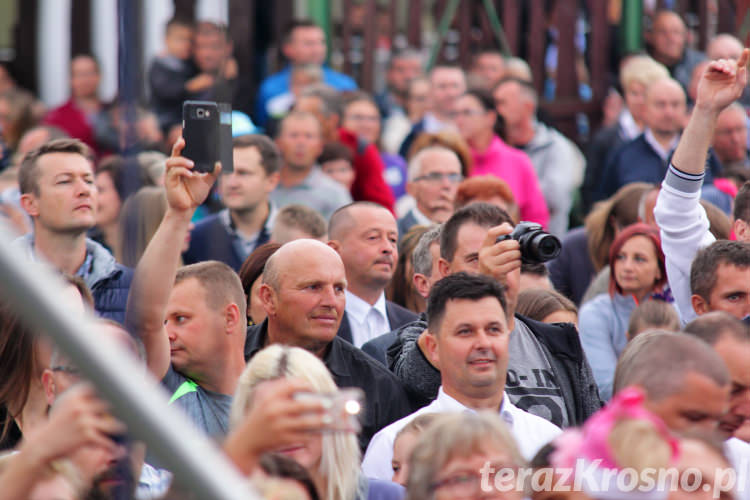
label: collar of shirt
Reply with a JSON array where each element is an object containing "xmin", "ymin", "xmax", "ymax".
[
  {"xmin": 422, "ymin": 112, "xmax": 452, "ymax": 133},
  {"xmin": 644, "ymin": 128, "xmax": 679, "ymax": 162},
  {"xmin": 410, "ymin": 206, "xmax": 434, "ymax": 226},
  {"xmin": 433, "ymin": 386, "xmax": 515, "ymax": 428},
  {"xmin": 218, "ymin": 204, "xmax": 275, "ymax": 255},
  {"xmin": 345, "ymin": 290, "xmax": 387, "ymax": 325},
  {"xmin": 618, "ymin": 109, "xmax": 641, "ymax": 141}
]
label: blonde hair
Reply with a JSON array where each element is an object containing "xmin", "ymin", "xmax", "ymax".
[
  {"xmin": 231, "ymin": 345, "xmax": 362, "ymax": 500},
  {"xmin": 116, "ymin": 186, "xmax": 167, "ymax": 267},
  {"xmin": 608, "ymin": 418, "xmax": 673, "ymax": 477},
  {"xmin": 406, "ymin": 412, "xmax": 526, "ymax": 500},
  {"xmin": 620, "ymin": 55, "xmax": 670, "ymax": 91}
]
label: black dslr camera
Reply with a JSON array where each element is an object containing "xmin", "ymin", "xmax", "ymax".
[{"xmin": 495, "ymin": 221, "xmax": 562, "ymax": 264}]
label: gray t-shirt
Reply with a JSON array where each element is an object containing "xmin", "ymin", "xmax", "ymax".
[
  {"xmin": 162, "ymin": 366, "xmax": 233, "ymax": 438},
  {"xmin": 507, "ymin": 321, "xmax": 569, "ymax": 427}
]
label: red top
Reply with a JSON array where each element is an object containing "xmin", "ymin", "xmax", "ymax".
[
  {"xmin": 43, "ymin": 99, "xmax": 100, "ymax": 156},
  {"xmin": 338, "ymin": 128, "xmax": 395, "ymax": 213}
]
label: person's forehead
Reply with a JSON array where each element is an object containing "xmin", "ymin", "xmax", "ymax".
[
  {"xmin": 346, "ymin": 204, "xmax": 396, "ymax": 228},
  {"xmin": 171, "ymin": 276, "xmax": 208, "ymax": 303},
  {"xmin": 420, "ymin": 151, "xmax": 461, "ymax": 172},
  {"xmin": 647, "ymin": 81, "xmax": 685, "ymax": 101},
  {"xmin": 431, "ymin": 68, "xmax": 463, "ymax": 84},
  {"xmin": 495, "ymin": 81, "xmax": 519, "ymax": 98},
  {"xmin": 717, "ymin": 107, "xmax": 747, "ymax": 126},
  {"xmin": 345, "ymin": 100, "xmax": 377, "ymax": 115},
  {"xmin": 71, "ymin": 57, "xmax": 97, "ymax": 72},
  {"xmin": 37, "ymin": 152, "xmax": 94, "ymax": 178},
  {"xmin": 280, "ymin": 253, "xmax": 345, "ymax": 286},
  {"xmin": 443, "ymin": 296, "xmax": 503, "ymax": 318},
  {"xmin": 291, "ymin": 26, "xmax": 324, "ymax": 42},
  {"xmin": 654, "ymin": 13, "xmax": 685, "ymax": 31},
  {"xmin": 478, "ymin": 53, "xmax": 504, "ymax": 65},
  {"xmin": 282, "ymin": 114, "xmax": 320, "ymax": 133}
]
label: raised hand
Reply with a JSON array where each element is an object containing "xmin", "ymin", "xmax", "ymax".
[
  {"xmin": 165, "ymin": 137, "xmax": 220, "ymax": 213},
  {"xmin": 695, "ymin": 48, "xmax": 749, "ymax": 113}
]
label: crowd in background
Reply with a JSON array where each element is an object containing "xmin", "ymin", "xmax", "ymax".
[{"xmin": 2, "ymin": 6, "xmax": 750, "ymax": 500}]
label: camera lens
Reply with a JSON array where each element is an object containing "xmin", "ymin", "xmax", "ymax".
[
  {"xmin": 530, "ymin": 234, "xmax": 561, "ymax": 262},
  {"xmin": 196, "ymin": 109, "xmax": 205, "ymax": 118}
]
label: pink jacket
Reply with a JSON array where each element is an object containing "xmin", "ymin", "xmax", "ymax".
[{"xmin": 470, "ymin": 136, "xmax": 550, "ymax": 228}]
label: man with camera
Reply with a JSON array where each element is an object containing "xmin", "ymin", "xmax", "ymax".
[{"xmin": 384, "ymin": 203, "xmax": 601, "ymax": 427}]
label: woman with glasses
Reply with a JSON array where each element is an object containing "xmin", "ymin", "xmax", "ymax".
[
  {"xmin": 405, "ymin": 412, "xmax": 525, "ymax": 500},
  {"xmin": 454, "ymin": 88, "xmax": 549, "ymax": 228},
  {"xmin": 342, "ymin": 92, "xmax": 410, "ymax": 203}
]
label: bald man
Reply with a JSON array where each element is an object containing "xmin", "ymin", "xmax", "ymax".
[
  {"xmin": 713, "ymin": 103, "xmax": 749, "ymax": 169},
  {"xmin": 646, "ymin": 10, "xmax": 706, "ymax": 91},
  {"xmin": 598, "ymin": 77, "xmax": 686, "ymax": 199},
  {"xmin": 328, "ymin": 202, "xmax": 417, "ymax": 348},
  {"xmin": 244, "ymin": 238, "xmax": 415, "ymax": 449}
]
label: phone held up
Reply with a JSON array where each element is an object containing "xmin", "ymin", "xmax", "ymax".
[{"xmin": 181, "ymin": 100, "xmax": 233, "ymax": 173}]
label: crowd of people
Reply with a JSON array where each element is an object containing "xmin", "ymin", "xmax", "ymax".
[{"xmin": 3, "ymin": 8, "xmax": 750, "ymax": 500}]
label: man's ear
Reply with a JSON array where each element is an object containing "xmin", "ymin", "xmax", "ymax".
[
  {"xmin": 41, "ymin": 369, "xmax": 56, "ymax": 407},
  {"xmin": 734, "ymin": 218, "xmax": 750, "ymax": 242},
  {"xmin": 328, "ymin": 240, "xmax": 341, "ymax": 253},
  {"xmin": 422, "ymin": 330, "xmax": 440, "ymax": 369},
  {"xmin": 224, "ymin": 303, "xmax": 241, "ymax": 334},
  {"xmin": 19, "ymin": 193, "xmax": 39, "ymax": 218},
  {"xmin": 265, "ymin": 172, "xmax": 280, "ymax": 194},
  {"xmin": 259, "ymin": 284, "xmax": 277, "ymax": 317},
  {"xmin": 413, "ymin": 273, "xmax": 430, "ymax": 299},
  {"xmin": 437, "ymin": 258, "xmax": 450, "ymax": 279},
  {"xmin": 691, "ymin": 293, "xmax": 710, "ymax": 315}
]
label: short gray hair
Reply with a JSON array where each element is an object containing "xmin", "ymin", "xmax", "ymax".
[
  {"xmin": 407, "ymin": 146, "xmax": 460, "ymax": 182},
  {"xmin": 613, "ymin": 330, "xmax": 729, "ymax": 401},
  {"xmin": 412, "ymin": 225, "xmax": 442, "ymax": 276}
]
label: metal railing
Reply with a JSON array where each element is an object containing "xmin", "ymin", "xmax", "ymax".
[{"xmin": 0, "ymin": 222, "xmax": 257, "ymax": 500}]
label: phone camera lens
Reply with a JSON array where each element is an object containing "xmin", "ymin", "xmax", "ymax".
[{"xmin": 197, "ymin": 109, "xmax": 205, "ymax": 118}]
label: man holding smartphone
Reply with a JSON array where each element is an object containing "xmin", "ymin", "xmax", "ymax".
[{"xmin": 127, "ymin": 138, "xmax": 248, "ymax": 438}]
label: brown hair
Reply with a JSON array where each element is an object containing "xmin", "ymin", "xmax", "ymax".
[
  {"xmin": 239, "ymin": 242, "xmax": 282, "ymax": 312},
  {"xmin": 116, "ymin": 186, "xmax": 168, "ymax": 267},
  {"xmin": 407, "ymin": 131, "xmax": 474, "ymax": 178},
  {"xmin": 516, "ymin": 288, "xmax": 577, "ymax": 323},
  {"xmin": 232, "ymin": 134, "xmax": 282, "ymax": 176},
  {"xmin": 18, "ymin": 138, "xmax": 94, "ymax": 195},
  {"xmin": 175, "ymin": 261, "xmax": 247, "ymax": 319},
  {"xmin": 0, "ymin": 88, "xmax": 38, "ymax": 150},
  {"xmin": 0, "ymin": 299, "xmax": 35, "ymax": 439},
  {"xmin": 387, "ymin": 225, "xmax": 429, "ymax": 313},
  {"xmin": 585, "ymin": 182, "xmax": 655, "ymax": 271},
  {"xmin": 626, "ymin": 300, "xmax": 680, "ymax": 341},
  {"xmin": 455, "ymin": 175, "xmax": 519, "ymax": 222}
]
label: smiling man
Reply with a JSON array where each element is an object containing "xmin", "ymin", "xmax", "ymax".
[
  {"xmin": 243, "ymin": 238, "xmax": 415, "ymax": 449},
  {"xmin": 362, "ymin": 272, "xmax": 561, "ymax": 480},
  {"xmin": 15, "ymin": 139, "xmax": 132, "ymax": 323},
  {"xmin": 328, "ymin": 202, "xmax": 417, "ymax": 347}
]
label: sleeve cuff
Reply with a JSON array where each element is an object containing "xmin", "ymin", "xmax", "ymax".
[{"xmin": 664, "ymin": 163, "xmax": 704, "ymax": 193}]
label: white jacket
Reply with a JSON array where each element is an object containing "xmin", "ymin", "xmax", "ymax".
[{"xmin": 653, "ymin": 165, "xmax": 715, "ymax": 325}]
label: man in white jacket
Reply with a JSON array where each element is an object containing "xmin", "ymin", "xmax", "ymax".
[{"xmin": 654, "ymin": 49, "xmax": 750, "ymax": 325}]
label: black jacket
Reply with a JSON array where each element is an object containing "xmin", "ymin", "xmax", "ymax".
[
  {"xmin": 387, "ymin": 314, "xmax": 601, "ymax": 426},
  {"xmin": 245, "ymin": 320, "xmax": 417, "ymax": 451}
]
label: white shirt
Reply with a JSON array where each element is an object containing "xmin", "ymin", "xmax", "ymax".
[
  {"xmin": 361, "ymin": 387, "xmax": 562, "ymax": 480},
  {"xmin": 618, "ymin": 109, "xmax": 642, "ymax": 141},
  {"xmin": 724, "ymin": 437, "xmax": 750, "ymax": 500},
  {"xmin": 644, "ymin": 128, "xmax": 679, "ymax": 163},
  {"xmin": 345, "ymin": 290, "xmax": 389, "ymax": 348}
]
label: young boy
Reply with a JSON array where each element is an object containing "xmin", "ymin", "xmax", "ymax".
[
  {"xmin": 148, "ymin": 17, "xmax": 197, "ymax": 132},
  {"xmin": 319, "ymin": 141, "xmax": 356, "ymax": 191}
]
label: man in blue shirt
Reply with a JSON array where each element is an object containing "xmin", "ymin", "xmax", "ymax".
[{"xmin": 254, "ymin": 20, "xmax": 356, "ymax": 127}]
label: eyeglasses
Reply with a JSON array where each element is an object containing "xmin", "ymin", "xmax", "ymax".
[
  {"xmin": 413, "ymin": 172, "xmax": 464, "ymax": 184},
  {"xmin": 449, "ymin": 109, "xmax": 488, "ymax": 119},
  {"xmin": 51, "ymin": 365, "xmax": 82, "ymax": 377},
  {"xmin": 345, "ymin": 113, "xmax": 380, "ymax": 123},
  {"xmin": 431, "ymin": 473, "xmax": 483, "ymax": 497}
]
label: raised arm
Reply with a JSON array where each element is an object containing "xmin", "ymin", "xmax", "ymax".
[
  {"xmin": 654, "ymin": 50, "xmax": 748, "ymax": 323},
  {"xmin": 672, "ymin": 50, "xmax": 749, "ymax": 175},
  {"xmin": 126, "ymin": 138, "xmax": 219, "ymax": 379}
]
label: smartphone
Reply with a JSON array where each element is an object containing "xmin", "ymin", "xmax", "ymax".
[
  {"xmin": 294, "ymin": 388, "xmax": 365, "ymax": 433},
  {"xmin": 218, "ymin": 102, "xmax": 233, "ymax": 173},
  {"xmin": 182, "ymin": 100, "xmax": 219, "ymax": 173}
]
